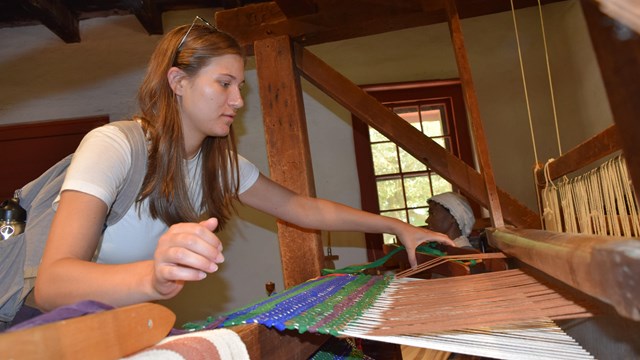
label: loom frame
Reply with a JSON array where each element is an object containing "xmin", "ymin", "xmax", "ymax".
[{"xmin": 213, "ymin": 0, "xmax": 640, "ymax": 357}]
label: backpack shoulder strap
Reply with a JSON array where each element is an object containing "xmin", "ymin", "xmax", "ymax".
[
  {"xmin": 2, "ymin": 120, "xmax": 148, "ymax": 324},
  {"xmin": 104, "ymin": 120, "xmax": 148, "ymax": 225},
  {"xmin": 20, "ymin": 120, "xmax": 147, "ymax": 279}
]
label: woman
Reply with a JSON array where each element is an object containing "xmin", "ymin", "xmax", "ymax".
[
  {"xmin": 426, "ymin": 192, "xmax": 475, "ymax": 248},
  {"xmin": 34, "ymin": 17, "xmax": 454, "ymax": 312}
]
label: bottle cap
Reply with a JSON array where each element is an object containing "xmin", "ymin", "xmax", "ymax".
[{"xmin": 0, "ymin": 198, "xmax": 26, "ymax": 222}]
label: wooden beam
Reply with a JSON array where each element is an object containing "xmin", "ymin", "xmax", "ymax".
[
  {"xmin": 132, "ymin": 0, "xmax": 164, "ymax": 35},
  {"xmin": 275, "ymin": 0, "xmax": 318, "ymax": 18},
  {"xmin": 486, "ymin": 227, "xmax": 640, "ymax": 321},
  {"xmin": 445, "ymin": 0, "xmax": 504, "ymax": 228},
  {"xmin": 254, "ymin": 35, "xmax": 325, "ymax": 288},
  {"xmin": 580, "ymin": 0, "xmax": 640, "ymax": 206},
  {"xmin": 215, "ymin": 1, "xmax": 446, "ymax": 54},
  {"xmin": 20, "ymin": 0, "xmax": 79, "ymax": 43},
  {"xmin": 214, "ymin": 0, "xmax": 568, "ymax": 54},
  {"xmin": 295, "ymin": 45, "xmax": 540, "ymax": 229},
  {"xmin": 533, "ymin": 124, "xmax": 621, "ymax": 185}
]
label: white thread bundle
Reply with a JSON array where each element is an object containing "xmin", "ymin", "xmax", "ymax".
[
  {"xmin": 340, "ymin": 270, "xmax": 594, "ymax": 360},
  {"xmin": 541, "ymin": 155, "xmax": 639, "ymax": 236}
]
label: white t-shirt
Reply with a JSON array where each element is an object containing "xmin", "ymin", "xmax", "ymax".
[{"xmin": 56, "ymin": 123, "xmax": 259, "ymax": 264}]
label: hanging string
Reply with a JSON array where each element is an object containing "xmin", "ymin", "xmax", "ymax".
[
  {"xmin": 510, "ymin": 0, "xmax": 539, "ymax": 165},
  {"xmin": 536, "ymin": 0, "xmax": 563, "ymax": 155},
  {"xmin": 549, "ymin": 155, "xmax": 639, "ymax": 237},
  {"xmin": 599, "ymin": 161, "xmax": 621, "ymax": 236},
  {"xmin": 541, "ymin": 159, "xmax": 562, "ymax": 231},
  {"xmin": 559, "ymin": 177, "xmax": 578, "ymax": 233},
  {"xmin": 619, "ymin": 157, "xmax": 640, "ymax": 236},
  {"xmin": 571, "ymin": 175, "xmax": 591, "ymax": 234},
  {"xmin": 586, "ymin": 168, "xmax": 606, "ymax": 235},
  {"xmin": 609, "ymin": 158, "xmax": 631, "ymax": 236}
]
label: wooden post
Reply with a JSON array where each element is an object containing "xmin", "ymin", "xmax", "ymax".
[
  {"xmin": 580, "ymin": 0, "xmax": 640, "ymax": 206},
  {"xmin": 445, "ymin": 0, "xmax": 505, "ymax": 228},
  {"xmin": 254, "ymin": 35, "xmax": 324, "ymax": 288}
]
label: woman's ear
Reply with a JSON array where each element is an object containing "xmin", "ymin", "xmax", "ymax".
[{"xmin": 167, "ymin": 67, "xmax": 186, "ymax": 95}]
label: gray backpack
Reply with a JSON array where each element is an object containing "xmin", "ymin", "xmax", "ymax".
[{"xmin": 0, "ymin": 120, "xmax": 147, "ymax": 327}]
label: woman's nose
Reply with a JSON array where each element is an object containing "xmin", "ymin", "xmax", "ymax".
[{"xmin": 229, "ymin": 90, "xmax": 244, "ymax": 110}]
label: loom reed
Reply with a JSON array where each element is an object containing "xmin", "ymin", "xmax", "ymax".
[{"xmin": 395, "ymin": 252, "xmax": 508, "ymax": 278}]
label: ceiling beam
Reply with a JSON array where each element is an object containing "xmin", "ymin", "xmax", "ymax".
[
  {"xmin": 215, "ymin": 0, "xmax": 568, "ymax": 54},
  {"xmin": 274, "ymin": 0, "xmax": 318, "ymax": 18},
  {"xmin": 132, "ymin": 0, "xmax": 164, "ymax": 35},
  {"xmin": 20, "ymin": 0, "xmax": 80, "ymax": 43},
  {"xmin": 215, "ymin": 1, "xmax": 445, "ymax": 54}
]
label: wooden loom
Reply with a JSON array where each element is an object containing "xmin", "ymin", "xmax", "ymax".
[
  {"xmin": 2, "ymin": 1, "xmax": 638, "ymax": 359},
  {"xmin": 209, "ymin": 0, "xmax": 640, "ymax": 358}
]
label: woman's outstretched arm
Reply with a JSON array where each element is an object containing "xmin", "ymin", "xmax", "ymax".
[{"xmin": 239, "ymin": 174, "xmax": 455, "ymax": 267}]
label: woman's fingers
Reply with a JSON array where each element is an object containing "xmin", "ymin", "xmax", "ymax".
[{"xmin": 154, "ymin": 218, "xmax": 224, "ymax": 281}]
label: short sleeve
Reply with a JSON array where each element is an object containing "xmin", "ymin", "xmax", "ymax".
[
  {"xmin": 237, "ymin": 155, "xmax": 259, "ymax": 194},
  {"xmin": 56, "ymin": 124, "xmax": 132, "ymax": 209}
]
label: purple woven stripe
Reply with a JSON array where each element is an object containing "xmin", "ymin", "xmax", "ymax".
[{"xmin": 306, "ymin": 276, "xmax": 380, "ymax": 333}]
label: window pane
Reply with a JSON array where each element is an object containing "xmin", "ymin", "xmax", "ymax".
[
  {"xmin": 380, "ymin": 211, "xmax": 407, "ymax": 245},
  {"xmin": 404, "ymin": 175, "xmax": 431, "ymax": 208},
  {"xmin": 369, "ymin": 127, "xmax": 388, "ymax": 142},
  {"xmin": 409, "ymin": 207, "xmax": 429, "ymax": 227},
  {"xmin": 377, "ymin": 179, "xmax": 405, "ymax": 211},
  {"xmin": 432, "ymin": 136, "xmax": 447, "ymax": 149},
  {"xmin": 399, "ymin": 147, "xmax": 427, "ymax": 173},
  {"xmin": 421, "ymin": 105, "xmax": 444, "ymax": 137},
  {"xmin": 381, "ymin": 210, "xmax": 407, "ymax": 222},
  {"xmin": 430, "ymin": 173, "xmax": 453, "ymax": 195},
  {"xmin": 383, "ymin": 233, "xmax": 397, "ymax": 245},
  {"xmin": 394, "ymin": 106, "xmax": 420, "ymax": 125},
  {"xmin": 371, "ymin": 142, "xmax": 399, "ymax": 175}
]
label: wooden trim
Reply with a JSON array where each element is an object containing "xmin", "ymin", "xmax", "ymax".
[
  {"xmin": 352, "ymin": 81, "xmax": 477, "ymax": 261},
  {"xmin": 0, "ymin": 115, "xmax": 109, "ymax": 141},
  {"xmin": 533, "ymin": 124, "xmax": 621, "ymax": 186},
  {"xmin": 361, "ymin": 78, "xmax": 462, "ymax": 92},
  {"xmin": 0, "ymin": 115, "xmax": 109, "ymax": 199},
  {"xmin": 352, "ymin": 114, "xmax": 385, "ymax": 261}
]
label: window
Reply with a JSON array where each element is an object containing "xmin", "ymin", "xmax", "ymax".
[{"xmin": 352, "ymin": 80, "xmax": 475, "ymax": 260}]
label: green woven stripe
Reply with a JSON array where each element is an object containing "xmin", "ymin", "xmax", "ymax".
[
  {"xmin": 286, "ymin": 275, "xmax": 374, "ymax": 333},
  {"xmin": 287, "ymin": 275, "xmax": 393, "ymax": 336}
]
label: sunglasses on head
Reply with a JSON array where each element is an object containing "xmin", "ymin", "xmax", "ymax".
[{"xmin": 172, "ymin": 16, "xmax": 217, "ymax": 66}]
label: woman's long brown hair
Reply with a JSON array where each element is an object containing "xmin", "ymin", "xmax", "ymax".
[{"xmin": 136, "ymin": 23, "xmax": 244, "ymax": 230}]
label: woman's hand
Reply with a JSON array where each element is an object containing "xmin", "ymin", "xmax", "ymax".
[
  {"xmin": 395, "ymin": 224, "xmax": 455, "ymax": 268},
  {"xmin": 152, "ymin": 217, "xmax": 224, "ymax": 298}
]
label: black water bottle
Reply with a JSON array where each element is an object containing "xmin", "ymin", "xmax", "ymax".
[{"xmin": 0, "ymin": 198, "xmax": 26, "ymax": 241}]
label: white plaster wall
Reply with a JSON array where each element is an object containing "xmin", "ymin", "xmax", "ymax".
[{"xmin": 0, "ymin": 1, "xmax": 612, "ymax": 325}]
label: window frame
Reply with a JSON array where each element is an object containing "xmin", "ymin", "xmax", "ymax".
[{"xmin": 352, "ymin": 79, "xmax": 475, "ymax": 261}]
